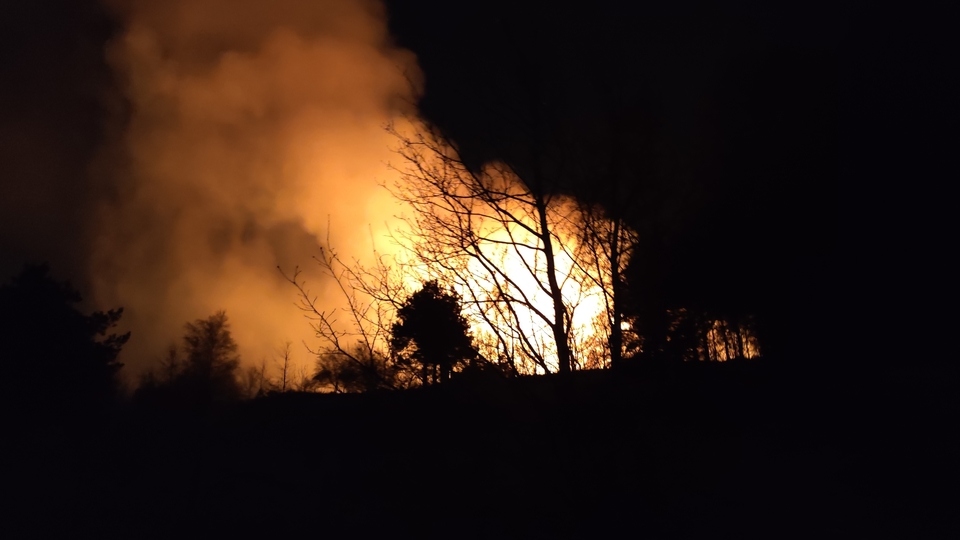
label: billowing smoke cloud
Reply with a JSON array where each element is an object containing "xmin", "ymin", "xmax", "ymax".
[{"xmin": 93, "ymin": 0, "xmax": 421, "ymax": 379}]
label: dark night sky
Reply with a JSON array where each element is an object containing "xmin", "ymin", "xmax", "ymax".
[
  {"xmin": 389, "ymin": 0, "xmax": 836, "ymax": 362},
  {"xmin": 1, "ymin": 1, "xmax": 837, "ymax": 355},
  {"xmin": 1, "ymin": 1, "xmax": 114, "ymax": 286}
]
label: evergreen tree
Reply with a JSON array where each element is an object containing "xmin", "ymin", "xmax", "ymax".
[
  {"xmin": 0, "ymin": 263, "xmax": 128, "ymax": 416},
  {"xmin": 391, "ymin": 281, "xmax": 477, "ymax": 384}
]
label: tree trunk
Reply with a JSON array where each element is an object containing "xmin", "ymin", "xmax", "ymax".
[
  {"xmin": 736, "ymin": 322, "xmax": 745, "ymax": 359},
  {"xmin": 535, "ymin": 195, "xmax": 572, "ymax": 374},
  {"xmin": 441, "ymin": 363, "xmax": 451, "ymax": 383},
  {"xmin": 721, "ymin": 321, "xmax": 731, "ymax": 361},
  {"xmin": 609, "ymin": 220, "xmax": 623, "ymax": 369}
]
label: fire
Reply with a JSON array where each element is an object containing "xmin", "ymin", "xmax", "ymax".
[
  {"xmin": 464, "ymin": 226, "xmax": 608, "ymax": 371},
  {"xmin": 95, "ymin": 0, "xmax": 624, "ymax": 381},
  {"xmin": 391, "ymin": 187, "xmax": 615, "ymax": 374},
  {"xmin": 92, "ymin": 0, "xmax": 423, "ymax": 381}
]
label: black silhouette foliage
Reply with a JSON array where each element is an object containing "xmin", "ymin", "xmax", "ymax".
[
  {"xmin": 314, "ymin": 344, "xmax": 399, "ymax": 393},
  {"xmin": 181, "ymin": 311, "xmax": 241, "ymax": 383},
  {"xmin": 135, "ymin": 310, "xmax": 242, "ymax": 410},
  {"xmin": 0, "ymin": 263, "xmax": 128, "ymax": 414},
  {"xmin": 391, "ymin": 280, "xmax": 477, "ymax": 384}
]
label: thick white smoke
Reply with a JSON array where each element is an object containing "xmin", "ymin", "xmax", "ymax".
[{"xmin": 92, "ymin": 0, "xmax": 421, "ymax": 380}]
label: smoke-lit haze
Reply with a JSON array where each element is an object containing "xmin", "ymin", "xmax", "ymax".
[{"xmin": 92, "ymin": 0, "xmax": 421, "ymax": 379}]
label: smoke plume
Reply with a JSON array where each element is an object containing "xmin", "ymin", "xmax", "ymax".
[{"xmin": 93, "ymin": 0, "xmax": 421, "ymax": 379}]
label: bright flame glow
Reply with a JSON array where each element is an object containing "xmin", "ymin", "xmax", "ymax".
[
  {"xmin": 93, "ymin": 0, "xmax": 627, "ymax": 382},
  {"xmin": 705, "ymin": 319, "xmax": 761, "ymax": 361},
  {"xmin": 387, "ymin": 148, "xmax": 622, "ymax": 374},
  {"xmin": 458, "ymin": 223, "xmax": 608, "ymax": 373}
]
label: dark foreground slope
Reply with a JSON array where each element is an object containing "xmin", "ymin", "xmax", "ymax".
[{"xmin": 8, "ymin": 361, "xmax": 958, "ymax": 538}]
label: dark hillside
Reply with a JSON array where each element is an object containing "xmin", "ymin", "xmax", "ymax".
[{"xmin": 11, "ymin": 362, "xmax": 953, "ymax": 538}]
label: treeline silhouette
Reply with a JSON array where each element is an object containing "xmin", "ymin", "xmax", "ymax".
[
  {"xmin": 134, "ymin": 311, "xmax": 245, "ymax": 412},
  {"xmin": 0, "ymin": 263, "xmax": 127, "ymax": 422},
  {"xmin": 1, "ymin": 263, "xmax": 953, "ymax": 538}
]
